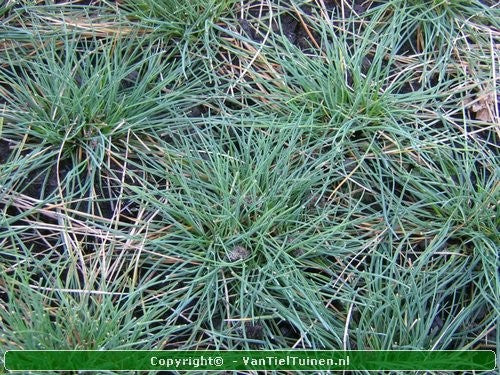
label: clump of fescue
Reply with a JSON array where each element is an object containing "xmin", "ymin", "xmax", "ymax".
[{"xmin": 0, "ymin": 34, "xmax": 203, "ymax": 154}]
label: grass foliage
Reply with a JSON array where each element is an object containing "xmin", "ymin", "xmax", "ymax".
[{"xmin": 0, "ymin": 0, "xmax": 498, "ymax": 373}]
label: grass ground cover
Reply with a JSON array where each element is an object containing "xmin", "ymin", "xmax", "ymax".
[{"xmin": 0, "ymin": 0, "xmax": 498, "ymax": 374}]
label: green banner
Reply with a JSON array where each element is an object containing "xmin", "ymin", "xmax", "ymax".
[{"xmin": 4, "ymin": 350, "xmax": 495, "ymax": 371}]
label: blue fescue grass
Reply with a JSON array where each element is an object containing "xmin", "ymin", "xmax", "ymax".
[{"xmin": 0, "ymin": 1, "xmax": 498, "ymax": 373}]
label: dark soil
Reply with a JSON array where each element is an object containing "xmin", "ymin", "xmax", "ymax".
[{"xmin": 0, "ymin": 139, "xmax": 13, "ymax": 164}]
